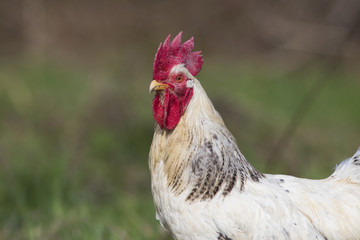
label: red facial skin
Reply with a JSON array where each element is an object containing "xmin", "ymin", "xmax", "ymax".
[{"xmin": 152, "ymin": 73, "xmax": 193, "ymax": 130}]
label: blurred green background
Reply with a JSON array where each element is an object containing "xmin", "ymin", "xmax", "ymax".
[{"xmin": 0, "ymin": 0, "xmax": 360, "ymax": 239}]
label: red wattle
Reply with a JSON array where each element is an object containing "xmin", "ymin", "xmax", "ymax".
[
  {"xmin": 152, "ymin": 88, "xmax": 193, "ymax": 130},
  {"xmin": 164, "ymin": 92, "xmax": 180, "ymax": 130},
  {"xmin": 152, "ymin": 93, "xmax": 164, "ymax": 128},
  {"xmin": 152, "ymin": 90, "xmax": 181, "ymax": 130}
]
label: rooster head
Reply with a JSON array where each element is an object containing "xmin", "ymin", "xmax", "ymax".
[{"xmin": 150, "ymin": 32, "xmax": 203, "ymax": 130}]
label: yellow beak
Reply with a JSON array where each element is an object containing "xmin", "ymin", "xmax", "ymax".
[{"xmin": 149, "ymin": 80, "xmax": 170, "ymax": 93}]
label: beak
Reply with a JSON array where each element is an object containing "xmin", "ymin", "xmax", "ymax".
[{"xmin": 149, "ymin": 80, "xmax": 170, "ymax": 93}]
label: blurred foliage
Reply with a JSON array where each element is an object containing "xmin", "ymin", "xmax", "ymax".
[
  {"xmin": 0, "ymin": 60, "xmax": 165, "ymax": 240},
  {"xmin": 0, "ymin": 58, "xmax": 359, "ymax": 239}
]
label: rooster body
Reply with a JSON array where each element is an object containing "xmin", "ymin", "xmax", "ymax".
[{"xmin": 149, "ymin": 33, "xmax": 360, "ymax": 240}]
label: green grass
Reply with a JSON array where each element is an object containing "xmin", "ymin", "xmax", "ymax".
[{"xmin": 0, "ymin": 59, "xmax": 359, "ymax": 239}]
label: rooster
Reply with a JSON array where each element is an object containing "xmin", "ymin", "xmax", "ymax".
[{"xmin": 148, "ymin": 32, "xmax": 360, "ymax": 240}]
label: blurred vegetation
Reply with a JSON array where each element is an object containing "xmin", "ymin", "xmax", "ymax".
[
  {"xmin": 0, "ymin": 0, "xmax": 360, "ymax": 239},
  {"xmin": 0, "ymin": 59, "xmax": 164, "ymax": 240}
]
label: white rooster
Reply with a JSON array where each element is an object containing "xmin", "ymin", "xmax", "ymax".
[{"xmin": 148, "ymin": 32, "xmax": 360, "ymax": 240}]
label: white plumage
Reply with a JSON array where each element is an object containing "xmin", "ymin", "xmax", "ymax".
[{"xmin": 149, "ymin": 33, "xmax": 360, "ymax": 240}]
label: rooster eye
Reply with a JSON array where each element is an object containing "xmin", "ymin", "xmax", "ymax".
[{"xmin": 176, "ymin": 75, "xmax": 183, "ymax": 82}]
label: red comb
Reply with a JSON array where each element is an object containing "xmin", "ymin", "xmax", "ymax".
[{"xmin": 153, "ymin": 32, "xmax": 203, "ymax": 80}]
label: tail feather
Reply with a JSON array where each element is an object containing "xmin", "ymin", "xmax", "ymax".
[{"xmin": 330, "ymin": 147, "xmax": 360, "ymax": 182}]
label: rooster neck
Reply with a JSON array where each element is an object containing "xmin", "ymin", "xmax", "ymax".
[{"xmin": 149, "ymin": 79, "xmax": 264, "ymax": 201}]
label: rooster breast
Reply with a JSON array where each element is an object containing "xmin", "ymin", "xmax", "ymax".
[{"xmin": 151, "ymin": 158, "xmax": 328, "ymax": 240}]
